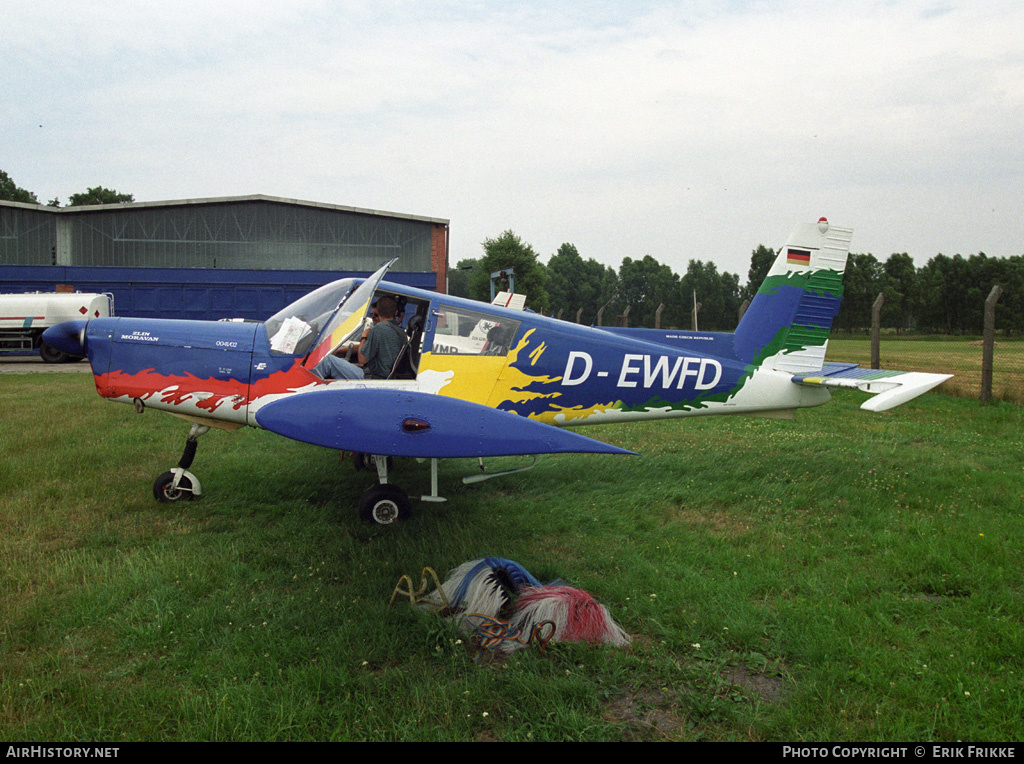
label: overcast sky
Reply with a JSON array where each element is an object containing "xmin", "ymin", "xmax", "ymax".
[{"xmin": 3, "ymin": 0, "xmax": 1022, "ymax": 278}]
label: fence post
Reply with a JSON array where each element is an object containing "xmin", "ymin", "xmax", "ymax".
[
  {"xmin": 738, "ymin": 299, "xmax": 749, "ymax": 323},
  {"xmin": 655, "ymin": 303, "xmax": 664, "ymax": 329},
  {"xmin": 575, "ymin": 308, "xmax": 583, "ymax": 324},
  {"xmin": 981, "ymin": 285, "xmax": 1003, "ymax": 403},
  {"xmin": 620, "ymin": 305, "xmax": 630, "ymax": 328},
  {"xmin": 597, "ymin": 301, "xmax": 610, "ymax": 327},
  {"xmin": 871, "ymin": 293, "xmax": 884, "ymax": 369}
]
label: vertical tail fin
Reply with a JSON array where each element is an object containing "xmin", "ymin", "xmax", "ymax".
[{"xmin": 733, "ymin": 218, "xmax": 853, "ymax": 374}]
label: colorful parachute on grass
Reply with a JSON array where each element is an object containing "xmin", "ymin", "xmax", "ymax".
[{"xmin": 423, "ymin": 557, "xmax": 630, "ymax": 651}]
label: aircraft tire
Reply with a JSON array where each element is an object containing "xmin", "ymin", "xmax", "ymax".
[
  {"xmin": 153, "ymin": 471, "xmax": 197, "ymax": 502},
  {"xmin": 358, "ymin": 484, "xmax": 412, "ymax": 525}
]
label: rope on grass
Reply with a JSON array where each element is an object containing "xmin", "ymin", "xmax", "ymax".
[
  {"xmin": 464, "ymin": 613, "xmax": 556, "ymax": 659},
  {"xmin": 389, "ymin": 567, "xmax": 449, "ymax": 610}
]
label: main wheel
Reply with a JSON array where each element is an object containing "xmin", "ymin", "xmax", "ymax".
[
  {"xmin": 153, "ymin": 471, "xmax": 197, "ymax": 502},
  {"xmin": 358, "ymin": 484, "xmax": 412, "ymax": 525}
]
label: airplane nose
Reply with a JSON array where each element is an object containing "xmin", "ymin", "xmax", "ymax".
[{"xmin": 42, "ymin": 320, "xmax": 89, "ymax": 357}]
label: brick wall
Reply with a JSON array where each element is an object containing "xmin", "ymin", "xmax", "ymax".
[{"xmin": 431, "ymin": 223, "xmax": 449, "ymax": 293}]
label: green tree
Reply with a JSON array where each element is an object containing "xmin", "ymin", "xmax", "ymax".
[
  {"xmin": 917, "ymin": 254, "xmax": 971, "ymax": 334},
  {"xmin": 471, "ymin": 231, "xmax": 549, "ymax": 314},
  {"xmin": 545, "ymin": 243, "xmax": 582, "ymax": 315},
  {"xmin": 591, "ymin": 262, "xmax": 621, "ymax": 325},
  {"xmin": 835, "ymin": 252, "xmax": 883, "ymax": 331},
  {"xmin": 447, "ymin": 258, "xmax": 478, "ymax": 298},
  {"xmin": 617, "ymin": 254, "xmax": 680, "ymax": 328},
  {"xmin": 743, "ymin": 244, "xmax": 776, "ymax": 301},
  {"xmin": 546, "ymin": 243, "xmax": 619, "ymax": 323},
  {"xmin": 881, "ymin": 253, "xmax": 918, "ymax": 331},
  {"xmin": 0, "ymin": 170, "xmax": 39, "ymax": 204},
  {"xmin": 721, "ymin": 271, "xmax": 742, "ymax": 328},
  {"xmin": 682, "ymin": 260, "xmax": 742, "ymax": 331},
  {"xmin": 994, "ymin": 256, "xmax": 1024, "ymax": 336},
  {"xmin": 917, "ymin": 252, "xmax": 1024, "ymax": 335},
  {"xmin": 962, "ymin": 252, "xmax": 1022, "ymax": 335},
  {"xmin": 67, "ymin": 186, "xmax": 134, "ymax": 206}
]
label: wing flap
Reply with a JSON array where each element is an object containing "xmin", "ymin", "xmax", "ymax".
[
  {"xmin": 793, "ymin": 363, "xmax": 952, "ymax": 412},
  {"xmin": 255, "ymin": 387, "xmax": 636, "ymax": 458}
]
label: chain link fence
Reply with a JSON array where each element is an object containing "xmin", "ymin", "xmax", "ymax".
[{"xmin": 825, "ymin": 287, "xmax": 1023, "ymax": 405}]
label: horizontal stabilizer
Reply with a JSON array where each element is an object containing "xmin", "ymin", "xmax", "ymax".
[
  {"xmin": 255, "ymin": 387, "xmax": 636, "ymax": 458},
  {"xmin": 793, "ymin": 364, "xmax": 952, "ymax": 412}
]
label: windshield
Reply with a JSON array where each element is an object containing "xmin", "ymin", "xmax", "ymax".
[
  {"xmin": 264, "ymin": 278, "xmax": 356, "ymax": 356},
  {"xmin": 302, "ymin": 258, "xmax": 397, "ymax": 369}
]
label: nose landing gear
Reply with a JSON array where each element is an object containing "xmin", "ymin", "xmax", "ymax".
[{"xmin": 153, "ymin": 424, "xmax": 209, "ymax": 503}]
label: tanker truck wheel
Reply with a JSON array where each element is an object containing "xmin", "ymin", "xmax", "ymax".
[{"xmin": 38, "ymin": 340, "xmax": 72, "ymax": 364}]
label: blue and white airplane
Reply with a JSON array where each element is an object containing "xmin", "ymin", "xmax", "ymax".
[{"xmin": 43, "ymin": 218, "xmax": 950, "ymax": 524}]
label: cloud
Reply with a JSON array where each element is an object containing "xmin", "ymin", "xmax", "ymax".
[{"xmin": 3, "ymin": 1, "xmax": 1022, "ymax": 276}]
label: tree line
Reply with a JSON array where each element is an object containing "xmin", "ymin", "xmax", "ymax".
[
  {"xmin": 838, "ymin": 250, "xmax": 1024, "ymax": 335},
  {"xmin": 7, "ymin": 168, "xmax": 1019, "ymax": 335},
  {"xmin": 1, "ymin": 169, "xmax": 134, "ymax": 207},
  {"xmin": 448, "ymin": 231, "xmax": 754, "ymax": 331},
  {"xmin": 452, "ymin": 231, "xmax": 1024, "ymax": 335}
]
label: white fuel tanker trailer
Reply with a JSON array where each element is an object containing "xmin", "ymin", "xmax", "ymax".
[{"xmin": 0, "ymin": 292, "xmax": 113, "ymax": 362}]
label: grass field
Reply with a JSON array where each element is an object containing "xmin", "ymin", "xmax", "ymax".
[
  {"xmin": 2, "ymin": 374, "xmax": 1022, "ymax": 742},
  {"xmin": 827, "ymin": 335, "xmax": 1024, "ymax": 404}
]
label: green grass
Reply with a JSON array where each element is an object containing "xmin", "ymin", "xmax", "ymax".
[{"xmin": 2, "ymin": 374, "xmax": 1022, "ymax": 741}]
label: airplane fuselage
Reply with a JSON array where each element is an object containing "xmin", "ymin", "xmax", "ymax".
[{"xmin": 68, "ymin": 277, "xmax": 831, "ymax": 441}]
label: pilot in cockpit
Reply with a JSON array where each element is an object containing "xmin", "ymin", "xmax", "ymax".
[{"xmin": 314, "ymin": 295, "xmax": 405, "ymax": 380}]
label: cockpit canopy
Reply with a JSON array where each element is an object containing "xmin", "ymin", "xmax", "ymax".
[{"xmin": 264, "ymin": 278, "xmax": 357, "ymax": 356}]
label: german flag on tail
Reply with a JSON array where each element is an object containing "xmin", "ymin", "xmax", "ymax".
[{"xmin": 787, "ymin": 247, "xmax": 812, "ymax": 266}]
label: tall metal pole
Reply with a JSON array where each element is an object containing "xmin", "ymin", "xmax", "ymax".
[
  {"xmin": 871, "ymin": 293, "xmax": 884, "ymax": 370},
  {"xmin": 981, "ymin": 285, "xmax": 1003, "ymax": 403}
]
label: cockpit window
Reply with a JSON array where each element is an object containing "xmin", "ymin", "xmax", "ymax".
[
  {"xmin": 264, "ymin": 278, "xmax": 356, "ymax": 356},
  {"xmin": 431, "ymin": 305, "xmax": 520, "ymax": 356}
]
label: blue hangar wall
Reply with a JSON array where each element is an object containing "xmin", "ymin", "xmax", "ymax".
[{"xmin": 0, "ymin": 195, "xmax": 449, "ymax": 322}]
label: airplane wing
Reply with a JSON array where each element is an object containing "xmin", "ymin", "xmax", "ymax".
[
  {"xmin": 792, "ymin": 363, "xmax": 952, "ymax": 412},
  {"xmin": 254, "ymin": 388, "xmax": 637, "ymax": 458}
]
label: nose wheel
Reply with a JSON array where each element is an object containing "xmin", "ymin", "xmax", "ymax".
[
  {"xmin": 153, "ymin": 468, "xmax": 200, "ymax": 502},
  {"xmin": 153, "ymin": 424, "xmax": 209, "ymax": 503}
]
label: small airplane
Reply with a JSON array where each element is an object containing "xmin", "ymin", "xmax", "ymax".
[{"xmin": 43, "ymin": 218, "xmax": 950, "ymax": 524}]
